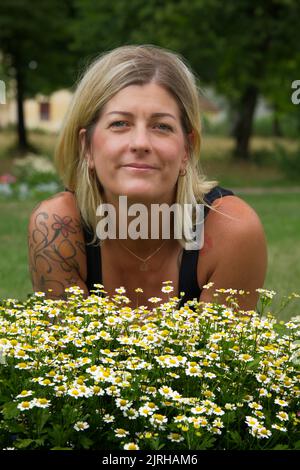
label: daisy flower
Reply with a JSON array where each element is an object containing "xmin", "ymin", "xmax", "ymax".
[
  {"xmin": 161, "ymin": 285, "xmax": 174, "ymax": 294},
  {"xmin": 150, "ymin": 414, "xmax": 168, "ymax": 429},
  {"xmin": 115, "ymin": 287, "xmax": 126, "ymax": 294},
  {"xmin": 16, "ymin": 390, "xmax": 33, "ymax": 399},
  {"xmin": 74, "ymin": 421, "xmax": 89, "ymax": 431},
  {"xmin": 124, "ymin": 442, "xmax": 140, "ymax": 450},
  {"xmin": 116, "ymin": 398, "xmax": 132, "ymax": 411},
  {"xmin": 148, "ymin": 297, "xmax": 163, "ymax": 304},
  {"xmin": 123, "ymin": 408, "xmax": 139, "ymax": 420},
  {"xmin": 167, "ymin": 433, "xmax": 184, "ymax": 442},
  {"xmin": 17, "ymin": 401, "xmax": 34, "ymax": 411},
  {"xmin": 245, "ymin": 416, "xmax": 259, "ymax": 429},
  {"xmin": 103, "ymin": 414, "xmax": 115, "ymax": 423},
  {"xmin": 274, "ymin": 398, "xmax": 289, "ymax": 407},
  {"xmin": 238, "ymin": 354, "xmax": 254, "ymax": 362},
  {"xmin": 255, "ymin": 426, "xmax": 272, "ymax": 439},
  {"xmin": 32, "ymin": 398, "xmax": 51, "ymax": 408},
  {"xmin": 272, "ymin": 424, "xmax": 287, "ymax": 432},
  {"xmin": 115, "ymin": 428, "xmax": 129, "ymax": 438},
  {"xmin": 277, "ymin": 411, "xmax": 289, "ymax": 421}
]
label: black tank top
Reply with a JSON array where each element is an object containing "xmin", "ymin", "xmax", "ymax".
[{"xmin": 81, "ymin": 186, "xmax": 234, "ymax": 305}]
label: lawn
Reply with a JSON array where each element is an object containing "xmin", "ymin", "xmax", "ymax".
[
  {"xmin": 239, "ymin": 192, "xmax": 300, "ymax": 319},
  {"xmin": 0, "ymin": 192, "xmax": 299, "ymax": 321},
  {"xmin": 0, "ymin": 199, "xmax": 36, "ymax": 302}
]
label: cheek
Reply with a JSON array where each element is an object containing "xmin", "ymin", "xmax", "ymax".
[
  {"xmin": 91, "ymin": 137, "xmax": 113, "ymax": 171},
  {"xmin": 160, "ymin": 139, "xmax": 186, "ymax": 163}
]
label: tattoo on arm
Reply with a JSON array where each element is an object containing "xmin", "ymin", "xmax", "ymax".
[{"xmin": 28, "ymin": 212, "xmax": 85, "ymax": 298}]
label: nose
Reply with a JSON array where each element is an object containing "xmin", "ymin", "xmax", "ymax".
[{"xmin": 129, "ymin": 125, "xmax": 151, "ymax": 154}]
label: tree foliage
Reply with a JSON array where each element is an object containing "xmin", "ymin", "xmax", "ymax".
[{"xmin": 0, "ymin": 0, "xmax": 77, "ymax": 152}]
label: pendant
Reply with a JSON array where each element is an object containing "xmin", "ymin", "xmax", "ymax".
[{"xmin": 140, "ymin": 262, "xmax": 148, "ymax": 271}]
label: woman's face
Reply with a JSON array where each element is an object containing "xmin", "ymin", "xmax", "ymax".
[{"xmin": 84, "ymin": 82, "xmax": 189, "ymax": 205}]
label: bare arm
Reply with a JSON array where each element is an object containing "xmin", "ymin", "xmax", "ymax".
[
  {"xmin": 28, "ymin": 193, "xmax": 88, "ymax": 299},
  {"xmin": 199, "ymin": 196, "xmax": 268, "ymax": 310}
]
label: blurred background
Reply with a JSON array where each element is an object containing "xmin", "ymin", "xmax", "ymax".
[{"xmin": 0, "ymin": 0, "xmax": 299, "ymax": 319}]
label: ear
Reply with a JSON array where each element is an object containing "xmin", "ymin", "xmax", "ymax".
[
  {"xmin": 187, "ymin": 130, "xmax": 195, "ymax": 151},
  {"xmin": 180, "ymin": 156, "xmax": 188, "ymax": 175},
  {"xmin": 181, "ymin": 131, "xmax": 194, "ymax": 169},
  {"xmin": 79, "ymin": 128, "xmax": 95, "ymax": 169},
  {"xmin": 183, "ymin": 130, "xmax": 194, "ymax": 161}
]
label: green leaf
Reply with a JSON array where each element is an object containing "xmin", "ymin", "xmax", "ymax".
[
  {"xmin": 78, "ymin": 435, "xmax": 93, "ymax": 449},
  {"xmin": 225, "ymin": 411, "xmax": 237, "ymax": 424},
  {"xmin": 272, "ymin": 444, "xmax": 290, "ymax": 450},
  {"xmin": 292, "ymin": 440, "xmax": 300, "ymax": 449},
  {"xmin": 247, "ymin": 357, "xmax": 262, "ymax": 370},
  {"xmin": 48, "ymin": 424, "xmax": 70, "ymax": 447},
  {"xmin": 195, "ymin": 435, "xmax": 216, "ymax": 450},
  {"xmin": 15, "ymin": 439, "xmax": 35, "ymax": 449},
  {"xmin": 35, "ymin": 438, "xmax": 46, "ymax": 447},
  {"xmin": 51, "ymin": 447, "xmax": 73, "ymax": 450},
  {"xmin": 6, "ymin": 422, "xmax": 26, "ymax": 434},
  {"xmin": 2, "ymin": 401, "xmax": 19, "ymax": 419},
  {"xmin": 37, "ymin": 409, "xmax": 50, "ymax": 432},
  {"xmin": 230, "ymin": 430, "xmax": 243, "ymax": 445}
]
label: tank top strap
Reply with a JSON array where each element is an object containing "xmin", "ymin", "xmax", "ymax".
[
  {"xmin": 203, "ymin": 186, "xmax": 234, "ymax": 217},
  {"xmin": 82, "ymin": 223, "xmax": 102, "ymax": 292}
]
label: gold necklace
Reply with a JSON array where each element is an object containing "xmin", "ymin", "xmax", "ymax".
[{"xmin": 117, "ymin": 240, "xmax": 167, "ymax": 271}]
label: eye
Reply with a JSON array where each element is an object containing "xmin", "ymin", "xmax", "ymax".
[
  {"xmin": 109, "ymin": 120, "xmax": 129, "ymax": 129},
  {"xmin": 154, "ymin": 123, "xmax": 174, "ymax": 132}
]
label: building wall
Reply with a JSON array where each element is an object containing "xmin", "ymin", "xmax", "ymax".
[{"xmin": 0, "ymin": 89, "xmax": 73, "ymax": 132}]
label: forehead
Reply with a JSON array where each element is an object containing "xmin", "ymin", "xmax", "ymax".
[{"xmin": 102, "ymin": 83, "xmax": 181, "ymax": 117}]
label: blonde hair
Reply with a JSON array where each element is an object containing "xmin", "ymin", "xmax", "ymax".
[{"xmin": 55, "ymin": 44, "xmax": 217, "ymax": 240}]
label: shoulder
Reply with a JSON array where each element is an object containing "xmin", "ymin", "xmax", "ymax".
[
  {"xmin": 206, "ymin": 194, "xmax": 265, "ymax": 241},
  {"xmin": 204, "ymin": 194, "xmax": 268, "ymax": 267},
  {"xmin": 28, "ymin": 191, "xmax": 84, "ymax": 253},
  {"xmin": 28, "ymin": 191, "xmax": 84, "ymax": 249},
  {"xmin": 29, "ymin": 190, "xmax": 79, "ymax": 219}
]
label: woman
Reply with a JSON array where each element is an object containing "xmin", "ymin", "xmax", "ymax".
[{"xmin": 28, "ymin": 45, "xmax": 267, "ymax": 310}]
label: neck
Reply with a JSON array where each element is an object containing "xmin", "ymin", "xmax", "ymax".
[{"xmin": 98, "ymin": 195, "xmax": 177, "ymax": 248}]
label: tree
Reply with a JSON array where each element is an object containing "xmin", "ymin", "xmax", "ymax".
[
  {"xmin": 209, "ymin": 0, "xmax": 300, "ymax": 159},
  {"xmin": 0, "ymin": 0, "xmax": 77, "ymax": 154}
]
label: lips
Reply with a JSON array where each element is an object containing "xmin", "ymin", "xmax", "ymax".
[{"xmin": 123, "ymin": 163, "xmax": 157, "ymax": 169}]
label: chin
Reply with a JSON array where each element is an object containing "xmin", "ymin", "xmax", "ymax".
[
  {"xmin": 126, "ymin": 192, "xmax": 157, "ymax": 204},
  {"xmin": 121, "ymin": 184, "xmax": 158, "ymax": 200}
]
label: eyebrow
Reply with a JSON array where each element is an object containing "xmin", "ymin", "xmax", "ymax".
[{"xmin": 106, "ymin": 111, "xmax": 177, "ymax": 120}]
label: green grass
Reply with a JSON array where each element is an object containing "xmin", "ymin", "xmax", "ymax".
[
  {"xmin": 200, "ymin": 136, "xmax": 299, "ymax": 188},
  {"xmin": 241, "ymin": 192, "xmax": 300, "ymax": 320},
  {"xmin": 0, "ymin": 193, "xmax": 299, "ymax": 321},
  {"xmin": 0, "ymin": 200, "xmax": 38, "ymax": 302}
]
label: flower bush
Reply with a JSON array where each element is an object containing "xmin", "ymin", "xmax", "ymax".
[
  {"xmin": 0, "ymin": 154, "xmax": 61, "ymax": 201},
  {"xmin": 0, "ymin": 283, "xmax": 299, "ymax": 450}
]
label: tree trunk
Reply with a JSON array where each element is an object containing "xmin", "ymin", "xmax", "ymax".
[
  {"xmin": 272, "ymin": 112, "xmax": 282, "ymax": 137},
  {"xmin": 232, "ymin": 85, "xmax": 259, "ymax": 160},
  {"xmin": 15, "ymin": 61, "xmax": 29, "ymax": 155}
]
